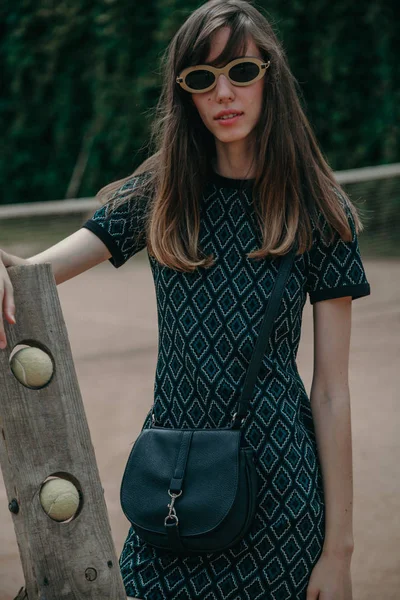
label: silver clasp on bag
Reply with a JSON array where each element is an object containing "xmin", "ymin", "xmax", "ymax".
[
  {"xmin": 231, "ymin": 412, "xmax": 246, "ymax": 427},
  {"xmin": 164, "ymin": 489, "xmax": 182, "ymax": 526},
  {"xmin": 149, "ymin": 403, "xmax": 158, "ymax": 426}
]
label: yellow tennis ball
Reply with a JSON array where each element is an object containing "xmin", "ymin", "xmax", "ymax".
[
  {"xmin": 10, "ymin": 347, "xmax": 53, "ymax": 388},
  {"xmin": 39, "ymin": 478, "xmax": 80, "ymax": 522}
]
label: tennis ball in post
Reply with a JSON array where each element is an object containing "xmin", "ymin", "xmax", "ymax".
[
  {"xmin": 40, "ymin": 477, "xmax": 80, "ymax": 522},
  {"xmin": 10, "ymin": 347, "xmax": 53, "ymax": 388}
]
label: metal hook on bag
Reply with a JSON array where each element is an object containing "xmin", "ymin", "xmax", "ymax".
[{"xmin": 164, "ymin": 489, "xmax": 182, "ymax": 526}]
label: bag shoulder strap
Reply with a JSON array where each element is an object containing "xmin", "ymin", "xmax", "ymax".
[{"xmin": 233, "ymin": 247, "xmax": 296, "ymax": 426}]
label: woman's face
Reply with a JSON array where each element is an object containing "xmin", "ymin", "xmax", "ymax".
[{"xmin": 191, "ymin": 27, "xmax": 265, "ymax": 146}]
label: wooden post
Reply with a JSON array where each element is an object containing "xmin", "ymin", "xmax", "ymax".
[{"xmin": 0, "ymin": 264, "xmax": 127, "ymax": 600}]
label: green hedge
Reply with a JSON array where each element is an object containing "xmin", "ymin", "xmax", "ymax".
[{"xmin": 1, "ymin": 0, "xmax": 398, "ymax": 204}]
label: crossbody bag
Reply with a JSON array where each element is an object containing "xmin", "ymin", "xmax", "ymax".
[{"xmin": 120, "ymin": 248, "xmax": 296, "ymax": 555}]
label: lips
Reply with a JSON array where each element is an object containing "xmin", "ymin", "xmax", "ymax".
[{"xmin": 214, "ymin": 110, "xmax": 244, "ymax": 120}]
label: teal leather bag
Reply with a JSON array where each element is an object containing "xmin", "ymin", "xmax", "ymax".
[{"xmin": 120, "ymin": 249, "xmax": 295, "ymax": 555}]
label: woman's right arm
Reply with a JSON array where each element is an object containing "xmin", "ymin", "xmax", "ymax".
[{"xmin": 0, "ymin": 228, "xmax": 112, "ymax": 348}]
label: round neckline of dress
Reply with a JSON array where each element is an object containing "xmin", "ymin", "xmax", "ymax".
[{"xmin": 209, "ymin": 169, "xmax": 255, "ymax": 189}]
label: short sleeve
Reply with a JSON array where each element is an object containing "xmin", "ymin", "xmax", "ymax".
[
  {"xmin": 306, "ymin": 205, "xmax": 371, "ymax": 304},
  {"xmin": 81, "ymin": 175, "xmax": 150, "ymax": 268}
]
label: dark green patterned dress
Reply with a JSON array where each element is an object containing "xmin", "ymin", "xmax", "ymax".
[{"xmin": 82, "ymin": 170, "xmax": 370, "ymax": 600}]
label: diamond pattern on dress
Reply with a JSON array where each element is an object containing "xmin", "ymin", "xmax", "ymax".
[{"xmin": 83, "ymin": 175, "xmax": 370, "ymax": 599}]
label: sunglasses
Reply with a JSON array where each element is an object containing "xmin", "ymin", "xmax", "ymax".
[{"xmin": 176, "ymin": 57, "xmax": 271, "ymax": 93}]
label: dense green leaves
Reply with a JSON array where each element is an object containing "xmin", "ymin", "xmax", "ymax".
[{"xmin": 1, "ymin": 0, "xmax": 398, "ymax": 204}]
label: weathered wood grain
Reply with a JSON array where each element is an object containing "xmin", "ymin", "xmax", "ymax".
[
  {"xmin": 13, "ymin": 586, "xmax": 28, "ymax": 599},
  {"xmin": 0, "ymin": 263, "xmax": 126, "ymax": 599}
]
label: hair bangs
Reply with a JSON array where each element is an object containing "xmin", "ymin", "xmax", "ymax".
[{"xmin": 191, "ymin": 14, "xmax": 253, "ymax": 68}]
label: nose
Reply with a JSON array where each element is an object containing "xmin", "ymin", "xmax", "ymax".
[{"xmin": 215, "ymin": 74, "xmax": 235, "ymax": 102}]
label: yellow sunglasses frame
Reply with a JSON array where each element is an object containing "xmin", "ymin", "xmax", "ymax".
[{"xmin": 176, "ymin": 57, "xmax": 271, "ymax": 93}]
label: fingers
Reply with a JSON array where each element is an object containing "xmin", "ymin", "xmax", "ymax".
[{"xmin": 0, "ymin": 264, "xmax": 16, "ymax": 350}]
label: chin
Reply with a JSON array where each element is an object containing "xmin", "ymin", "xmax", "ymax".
[{"xmin": 214, "ymin": 129, "xmax": 250, "ymax": 144}]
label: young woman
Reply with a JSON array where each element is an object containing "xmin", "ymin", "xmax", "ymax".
[{"xmin": 0, "ymin": 0, "xmax": 371, "ymax": 598}]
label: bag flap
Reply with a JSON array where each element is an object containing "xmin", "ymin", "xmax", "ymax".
[{"xmin": 120, "ymin": 427, "xmax": 241, "ymax": 536}]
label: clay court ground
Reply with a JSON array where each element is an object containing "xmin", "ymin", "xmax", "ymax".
[{"xmin": 0, "ymin": 254, "xmax": 399, "ymax": 599}]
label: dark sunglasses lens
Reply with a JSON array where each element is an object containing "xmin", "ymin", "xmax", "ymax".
[
  {"xmin": 229, "ymin": 61, "xmax": 260, "ymax": 83},
  {"xmin": 185, "ymin": 69, "xmax": 215, "ymax": 90}
]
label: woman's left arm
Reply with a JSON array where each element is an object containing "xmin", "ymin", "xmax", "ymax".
[{"xmin": 306, "ymin": 295, "xmax": 354, "ymax": 599}]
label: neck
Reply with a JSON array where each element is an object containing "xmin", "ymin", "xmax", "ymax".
[{"xmin": 213, "ymin": 136, "xmax": 256, "ymax": 180}]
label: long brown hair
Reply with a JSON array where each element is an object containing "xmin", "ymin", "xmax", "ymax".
[{"xmin": 96, "ymin": 0, "xmax": 364, "ymax": 272}]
